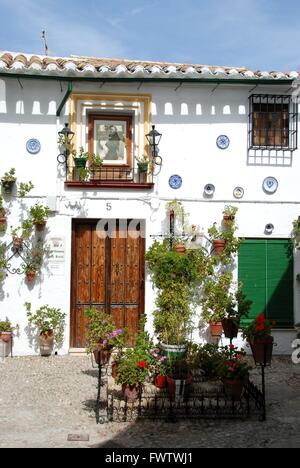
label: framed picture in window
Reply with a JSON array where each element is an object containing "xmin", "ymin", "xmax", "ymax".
[{"xmin": 88, "ymin": 114, "xmax": 132, "ymax": 166}]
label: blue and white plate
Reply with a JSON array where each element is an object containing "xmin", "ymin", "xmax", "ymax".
[
  {"xmin": 263, "ymin": 177, "xmax": 278, "ymax": 194},
  {"xmin": 216, "ymin": 135, "xmax": 230, "ymax": 150},
  {"xmin": 26, "ymin": 139, "xmax": 41, "ymax": 154},
  {"xmin": 169, "ymin": 175, "xmax": 182, "ymax": 190}
]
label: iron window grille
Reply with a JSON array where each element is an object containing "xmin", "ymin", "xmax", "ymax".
[{"xmin": 248, "ymin": 94, "xmax": 298, "ymax": 152}]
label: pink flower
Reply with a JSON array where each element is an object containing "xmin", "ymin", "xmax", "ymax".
[{"xmin": 102, "ymin": 340, "xmax": 107, "ymax": 345}]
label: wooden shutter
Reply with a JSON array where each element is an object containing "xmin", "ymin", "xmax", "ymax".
[{"xmin": 239, "ymin": 239, "xmax": 294, "ymax": 327}]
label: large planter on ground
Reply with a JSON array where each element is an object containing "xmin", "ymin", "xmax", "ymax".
[
  {"xmin": 0, "ymin": 332, "xmax": 12, "ymax": 357},
  {"xmin": 209, "ymin": 322, "xmax": 223, "ymax": 338},
  {"xmin": 222, "ymin": 378, "xmax": 245, "ymax": 401},
  {"xmin": 160, "ymin": 343, "xmax": 188, "ymax": 359},
  {"xmin": 93, "ymin": 344, "xmax": 113, "ymax": 366},
  {"xmin": 249, "ymin": 336, "xmax": 274, "ymax": 366},
  {"xmin": 212, "ymin": 239, "xmax": 226, "ymax": 254},
  {"xmin": 39, "ymin": 330, "xmax": 54, "ymax": 357},
  {"xmin": 222, "ymin": 318, "xmax": 239, "ymax": 339}
]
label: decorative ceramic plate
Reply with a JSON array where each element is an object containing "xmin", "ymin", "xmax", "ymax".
[
  {"xmin": 216, "ymin": 135, "xmax": 230, "ymax": 150},
  {"xmin": 26, "ymin": 139, "xmax": 41, "ymax": 154},
  {"xmin": 204, "ymin": 184, "xmax": 215, "ymax": 196},
  {"xmin": 169, "ymin": 175, "xmax": 182, "ymax": 189},
  {"xmin": 263, "ymin": 177, "xmax": 278, "ymax": 194},
  {"xmin": 233, "ymin": 187, "xmax": 244, "ymax": 199}
]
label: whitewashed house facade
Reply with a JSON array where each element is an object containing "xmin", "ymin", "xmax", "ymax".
[{"xmin": 0, "ymin": 51, "xmax": 299, "ymax": 356}]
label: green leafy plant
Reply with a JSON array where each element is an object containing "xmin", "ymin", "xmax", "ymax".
[
  {"xmin": 225, "ymin": 285, "xmax": 253, "ymax": 323},
  {"xmin": 0, "ymin": 318, "xmax": 19, "ymax": 333},
  {"xmin": 201, "ymin": 271, "xmax": 233, "ymax": 323},
  {"xmin": 84, "ymin": 307, "xmax": 128, "ymax": 354},
  {"xmin": 11, "ymin": 219, "xmax": 34, "ymax": 240},
  {"xmin": 76, "ymin": 167, "xmax": 90, "ymax": 182},
  {"xmin": 0, "ymin": 242, "xmax": 7, "ymax": 281},
  {"xmin": 91, "ymin": 154, "xmax": 104, "ymax": 168},
  {"xmin": 23, "ymin": 241, "xmax": 48, "ymax": 275},
  {"xmin": 146, "ymin": 240, "xmax": 207, "ymax": 345},
  {"xmin": 30, "ymin": 203, "xmax": 50, "ymax": 225},
  {"xmin": 25, "ymin": 302, "xmax": 66, "ymax": 345},
  {"xmin": 223, "ymin": 205, "xmax": 238, "ymax": 218},
  {"xmin": 0, "ymin": 195, "xmax": 7, "ymax": 217},
  {"xmin": 18, "ymin": 181, "xmax": 34, "ymax": 198},
  {"xmin": 292, "ymin": 218, "xmax": 300, "ymax": 249},
  {"xmin": 1, "ymin": 168, "xmax": 17, "ymax": 185},
  {"xmin": 187, "ymin": 343, "xmax": 224, "ymax": 378}
]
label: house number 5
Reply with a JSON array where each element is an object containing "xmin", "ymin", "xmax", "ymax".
[{"xmin": 106, "ymin": 202, "xmax": 112, "ymax": 211}]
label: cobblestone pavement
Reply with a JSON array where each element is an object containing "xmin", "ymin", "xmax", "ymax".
[{"xmin": 0, "ymin": 355, "xmax": 299, "ymax": 448}]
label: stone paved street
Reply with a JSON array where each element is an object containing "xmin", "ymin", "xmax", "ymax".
[{"xmin": 0, "ymin": 355, "xmax": 300, "ymax": 448}]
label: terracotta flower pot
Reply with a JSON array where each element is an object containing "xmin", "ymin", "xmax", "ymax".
[
  {"xmin": 223, "ymin": 215, "xmax": 235, "ymax": 229},
  {"xmin": 175, "ymin": 244, "xmax": 186, "ymax": 256},
  {"xmin": 213, "ymin": 239, "xmax": 226, "ymax": 254},
  {"xmin": 35, "ymin": 221, "xmax": 47, "ymax": 232},
  {"xmin": 39, "ymin": 330, "xmax": 54, "ymax": 357},
  {"xmin": 155, "ymin": 374, "xmax": 167, "ymax": 389},
  {"xmin": 222, "ymin": 318, "xmax": 239, "ymax": 339},
  {"xmin": 111, "ymin": 361, "xmax": 118, "ymax": 379},
  {"xmin": 13, "ymin": 237, "xmax": 23, "ymax": 249},
  {"xmin": 249, "ymin": 336, "xmax": 274, "ymax": 365},
  {"xmin": 0, "ymin": 217, "xmax": 7, "ymax": 226},
  {"xmin": 26, "ymin": 271, "xmax": 36, "ymax": 283},
  {"xmin": 0, "ymin": 332, "xmax": 12, "ymax": 357},
  {"xmin": 93, "ymin": 344, "xmax": 113, "ymax": 366},
  {"xmin": 223, "ymin": 378, "xmax": 245, "ymax": 401},
  {"xmin": 210, "ymin": 321, "xmax": 223, "ymax": 337},
  {"xmin": 122, "ymin": 384, "xmax": 142, "ymax": 401}
]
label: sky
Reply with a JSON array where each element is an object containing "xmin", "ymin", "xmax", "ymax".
[{"xmin": 0, "ymin": 0, "xmax": 299, "ymax": 71}]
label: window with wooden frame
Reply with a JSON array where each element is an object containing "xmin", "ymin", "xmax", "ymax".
[
  {"xmin": 88, "ymin": 114, "xmax": 133, "ymax": 181},
  {"xmin": 248, "ymin": 95, "xmax": 297, "ymax": 151}
]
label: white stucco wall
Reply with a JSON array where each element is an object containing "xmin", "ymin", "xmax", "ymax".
[{"xmin": 0, "ymin": 77, "xmax": 299, "ymax": 356}]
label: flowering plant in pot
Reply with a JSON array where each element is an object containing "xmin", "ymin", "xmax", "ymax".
[
  {"xmin": 216, "ymin": 345, "xmax": 251, "ymax": 400},
  {"xmin": 115, "ymin": 327, "xmax": 154, "ymax": 400},
  {"xmin": 201, "ymin": 271, "xmax": 233, "ymax": 337},
  {"xmin": 30, "ymin": 203, "xmax": 50, "ymax": 231},
  {"xmin": 85, "ymin": 307, "xmax": 128, "ymax": 365},
  {"xmin": 147, "ymin": 347, "xmax": 168, "ymax": 388},
  {"xmin": 242, "ymin": 313, "xmax": 274, "ymax": 365},
  {"xmin": 1, "ymin": 168, "xmax": 17, "ymax": 194},
  {"xmin": 11, "ymin": 219, "xmax": 33, "ymax": 249},
  {"xmin": 25, "ymin": 303, "xmax": 66, "ymax": 356}
]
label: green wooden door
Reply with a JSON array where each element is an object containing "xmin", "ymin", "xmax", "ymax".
[{"xmin": 238, "ymin": 239, "xmax": 294, "ymax": 327}]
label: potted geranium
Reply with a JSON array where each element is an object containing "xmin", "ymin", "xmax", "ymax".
[
  {"xmin": 222, "ymin": 287, "xmax": 252, "ymax": 339},
  {"xmin": 11, "ymin": 219, "xmax": 33, "ymax": 249},
  {"xmin": 30, "ymin": 203, "xmax": 50, "ymax": 231},
  {"xmin": 148, "ymin": 347, "xmax": 168, "ymax": 389},
  {"xmin": 217, "ymin": 345, "xmax": 251, "ymax": 400},
  {"xmin": 242, "ymin": 313, "xmax": 274, "ymax": 365},
  {"xmin": 115, "ymin": 327, "xmax": 153, "ymax": 400},
  {"xmin": 25, "ymin": 303, "xmax": 66, "ymax": 356},
  {"xmin": 1, "ymin": 168, "xmax": 17, "ymax": 194},
  {"xmin": 85, "ymin": 307, "xmax": 127, "ymax": 365},
  {"xmin": 0, "ymin": 318, "xmax": 18, "ymax": 357}
]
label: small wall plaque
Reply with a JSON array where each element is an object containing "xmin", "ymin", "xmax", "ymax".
[
  {"xmin": 169, "ymin": 175, "xmax": 182, "ymax": 189},
  {"xmin": 26, "ymin": 139, "xmax": 41, "ymax": 154},
  {"xmin": 216, "ymin": 135, "xmax": 230, "ymax": 150},
  {"xmin": 263, "ymin": 177, "xmax": 278, "ymax": 194}
]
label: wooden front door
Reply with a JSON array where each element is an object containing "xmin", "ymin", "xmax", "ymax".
[{"xmin": 70, "ymin": 220, "xmax": 145, "ymax": 348}]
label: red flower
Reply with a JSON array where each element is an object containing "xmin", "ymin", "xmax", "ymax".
[
  {"xmin": 256, "ymin": 313, "xmax": 265, "ymax": 324},
  {"xmin": 256, "ymin": 324, "xmax": 266, "ymax": 332},
  {"xmin": 137, "ymin": 361, "xmax": 147, "ymax": 369}
]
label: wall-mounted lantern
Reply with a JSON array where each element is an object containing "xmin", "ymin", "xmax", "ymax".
[
  {"xmin": 146, "ymin": 125, "xmax": 162, "ymax": 166},
  {"xmin": 57, "ymin": 123, "xmax": 75, "ymax": 171}
]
